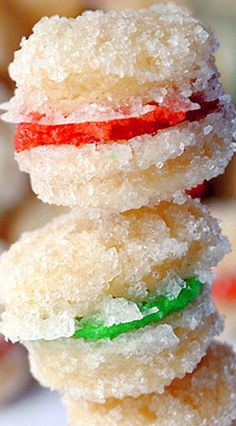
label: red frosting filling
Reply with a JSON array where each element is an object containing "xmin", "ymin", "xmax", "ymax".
[
  {"xmin": 186, "ymin": 181, "xmax": 208, "ymax": 199},
  {"xmin": 14, "ymin": 95, "xmax": 220, "ymax": 152}
]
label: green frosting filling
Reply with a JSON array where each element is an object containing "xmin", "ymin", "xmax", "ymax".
[{"xmin": 73, "ymin": 277, "xmax": 203, "ymax": 341}]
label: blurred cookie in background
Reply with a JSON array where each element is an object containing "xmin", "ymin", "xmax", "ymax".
[
  {"xmin": 0, "ymin": 2, "xmax": 25, "ymax": 86},
  {"xmin": 3, "ymin": 193, "xmax": 67, "ymax": 244},
  {"xmin": 89, "ymin": 0, "xmax": 161, "ymax": 9},
  {"xmin": 0, "ymin": 119, "xmax": 28, "ymax": 213},
  {"xmin": 89, "ymin": 0, "xmax": 189, "ymax": 10},
  {"xmin": 219, "ymin": 160, "xmax": 236, "ymax": 199},
  {"xmin": 10, "ymin": 0, "xmax": 88, "ymax": 27},
  {"xmin": 0, "ymin": 83, "xmax": 28, "ymax": 216},
  {"xmin": 211, "ymin": 155, "xmax": 236, "ymax": 199},
  {"xmin": 0, "ymin": 241, "xmax": 32, "ymax": 406},
  {"xmin": 0, "ymin": 334, "xmax": 33, "ymax": 406},
  {"xmin": 210, "ymin": 201, "xmax": 236, "ymax": 349}
]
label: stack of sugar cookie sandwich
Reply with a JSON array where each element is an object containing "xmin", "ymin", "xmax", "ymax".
[{"xmin": 0, "ymin": 5, "xmax": 236, "ymax": 425}]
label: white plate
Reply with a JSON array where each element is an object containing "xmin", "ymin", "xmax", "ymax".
[{"xmin": 0, "ymin": 387, "xmax": 67, "ymax": 426}]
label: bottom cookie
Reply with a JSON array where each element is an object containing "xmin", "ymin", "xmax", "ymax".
[{"xmin": 63, "ymin": 341, "xmax": 236, "ymax": 426}]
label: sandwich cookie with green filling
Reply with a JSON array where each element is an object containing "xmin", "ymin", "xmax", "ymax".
[{"xmin": 0, "ymin": 199, "xmax": 227, "ymax": 401}]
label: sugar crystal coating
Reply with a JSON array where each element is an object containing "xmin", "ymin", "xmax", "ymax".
[
  {"xmin": 63, "ymin": 341, "xmax": 236, "ymax": 425},
  {"xmin": 25, "ymin": 297, "xmax": 222, "ymax": 402},
  {"xmin": 3, "ymin": 5, "xmax": 218, "ymax": 118},
  {"xmin": 0, "ymin": 199, "xmax": 228, "ymax": 342}
]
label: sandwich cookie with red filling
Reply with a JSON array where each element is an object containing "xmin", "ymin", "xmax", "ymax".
[{"xmin": 1, "ymin": 5, "xmax": 235, "ymax": 213}]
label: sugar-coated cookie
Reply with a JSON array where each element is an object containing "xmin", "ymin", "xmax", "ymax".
[
  {"xmin": 0, "ymin": 199, "xmax": 227, "ymax": 341},
  {"xmin": 2, "ymin": 5, "xmax": 235, "ymax": 210},
  {"xmin": 63, "ymin": 342, "xmax": 236, "ymax": 425}
]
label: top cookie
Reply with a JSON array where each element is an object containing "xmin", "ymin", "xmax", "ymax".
[{"xmin": 4, "ymin": 4, "xmax": 218, "ymax": 119}]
